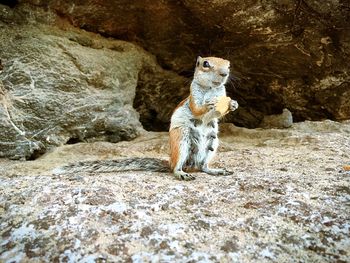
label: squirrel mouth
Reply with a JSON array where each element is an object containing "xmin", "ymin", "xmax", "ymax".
[{"xmin": 212, "ymin": 81, "xmax": 221, "ymax": 86}]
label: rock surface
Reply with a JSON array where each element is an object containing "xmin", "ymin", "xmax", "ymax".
[
  {"xmin": 1, "ymin": 2, "xmax": 349, "ymax": 159},
  {"xmin": 13, "ymin": 0, "xmax": 350, "ymax": 128},
  {"xmin": 1, "ymin": 3, "xmax": 349, "ymax": 261},
  {"xmin": 0, "ymin": 4, "xmax": 187, "ymax": 159},
  {"xmin": 1, "ymin": 121, "xmax": 350, "ymax": 262},
  {"xmin": 260, "ymin": 108, "xmax": 293, "ymax": 128}
]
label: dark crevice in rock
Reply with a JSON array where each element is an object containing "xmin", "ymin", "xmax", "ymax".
[
  {"xmin": 26, "ymin": 148, "xmax": 46, "ymax": 161},
  {"xmin": 0, "ymin": 0, "xmax": 18, "ymax": 8},
  {"xmin": 66, "ymin": 137, "xmax": 83, "ymax": 145},
  {"xmin": 138, "ymin": 109, "xmax": 169, "ymax": 132},
  {"xmin": 133, "ymin": 65, "xmax": 189, "ymax": 132},
  {"xmin": 104, "ymin": 131, "xmax": 134, "ymax": 143}
]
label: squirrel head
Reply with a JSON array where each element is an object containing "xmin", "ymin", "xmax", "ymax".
[{"xmin": 193, "ymin": 56, "xmax": 230, "ymax": 88}]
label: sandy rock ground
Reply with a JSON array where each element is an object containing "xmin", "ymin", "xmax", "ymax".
[{"xmin": 0, "ymin": 121, "xmax": 349, "ymax": 262}]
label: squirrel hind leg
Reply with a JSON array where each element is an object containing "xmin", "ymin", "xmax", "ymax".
[
  {"xmin": 169, "ymin": 128, "xmax": 196, "ymax": 181},
  {"xmin": 200, "ymin": 131, "xmax": 230, "ymax": 176}
]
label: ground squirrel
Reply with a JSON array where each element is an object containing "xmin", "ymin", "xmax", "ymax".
[
  {"xmin": 169, "ymin": 56, "xmax": 238, "ymax": 180},
  {"xmin": 54, "ymin": 56, "xmax": 238, "ymax": 180}
]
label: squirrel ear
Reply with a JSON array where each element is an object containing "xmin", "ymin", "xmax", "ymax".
[{"xmin": 196, "ymin": 56, "xmax": 202, "ymax": 67}]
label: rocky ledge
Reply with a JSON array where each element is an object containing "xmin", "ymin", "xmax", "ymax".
[{"xmin": 1, "ymin": 121, "xmax": 349, "ymax": 262}]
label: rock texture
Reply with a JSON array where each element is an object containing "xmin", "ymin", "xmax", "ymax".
[
  {"xmin": 1, "ymin": 2, "xmax": 349, "ymax": 261},
  {"xmin": 0, "ymin": 4, "xmax": 187, "ymax": 159},
  {"xmin": 260, "ymin": 108, "xmax": 293, "ymax": 128},
  {"xmin": 13, "ymin": 0, "xmax": 350, "ymax": 128},
  {"xmin": 1, "ymin": 1, "xmax": 349, "ymax": 157},
  {"xmin": 1, "ymin": 121, "xmax": 350, "ymax": 261}
]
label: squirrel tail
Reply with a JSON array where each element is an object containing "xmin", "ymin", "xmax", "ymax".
[{"xmin": 52, "ymin": 157, "xmax": 170, "ymax": 175}]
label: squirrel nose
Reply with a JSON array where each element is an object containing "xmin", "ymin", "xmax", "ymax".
[{"xmin": 219, "ymin": 73, "xmax": 228, "ymax": 77}]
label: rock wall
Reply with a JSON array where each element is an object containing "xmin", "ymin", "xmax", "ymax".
[
  {"xmin": 1, "ymin": 1, "xmax": 350, "ymax": 158},
  {"xmin": 0, "ymin": 4, "xmax": 186, "ymax": 159},
  {"xmin": 15, "ymin": 0, "xmax": 350, "ymax": 128}
]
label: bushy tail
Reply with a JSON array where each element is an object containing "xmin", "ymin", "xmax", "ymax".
[{"xmin": 53, "ymin": 157, "xmax": 170, "ymax": 175}]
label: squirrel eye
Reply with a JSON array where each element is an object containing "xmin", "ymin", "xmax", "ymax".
[{"xmin": 203, "ymin": 61, "xmax": 210, "ymax": 68}]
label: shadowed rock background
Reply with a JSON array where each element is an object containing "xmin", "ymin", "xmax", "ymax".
[
  {"xmin": 1, "ymin": 2, "xmax": 350, "ymax": 262},
  {"xmin": 0, "ymin": 0, "xmax": 349, "ymax": 159}
]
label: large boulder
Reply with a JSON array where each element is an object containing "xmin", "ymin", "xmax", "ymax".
[
  {"xmin": 0, "ymin": 5, "xmax": 187, "ymax": 159},
  {"xmin": 15, "ymin": 0, "xmax": 350, "ymax": 127}
]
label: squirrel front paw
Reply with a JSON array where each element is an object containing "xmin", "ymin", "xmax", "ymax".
[
  {"xmin": 229, "ymin": 99, "xmax": 239, "ymax": 111},
  {"xmin": 205, "ymin": 98, "xmax": 218, "ymax": 111}
]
